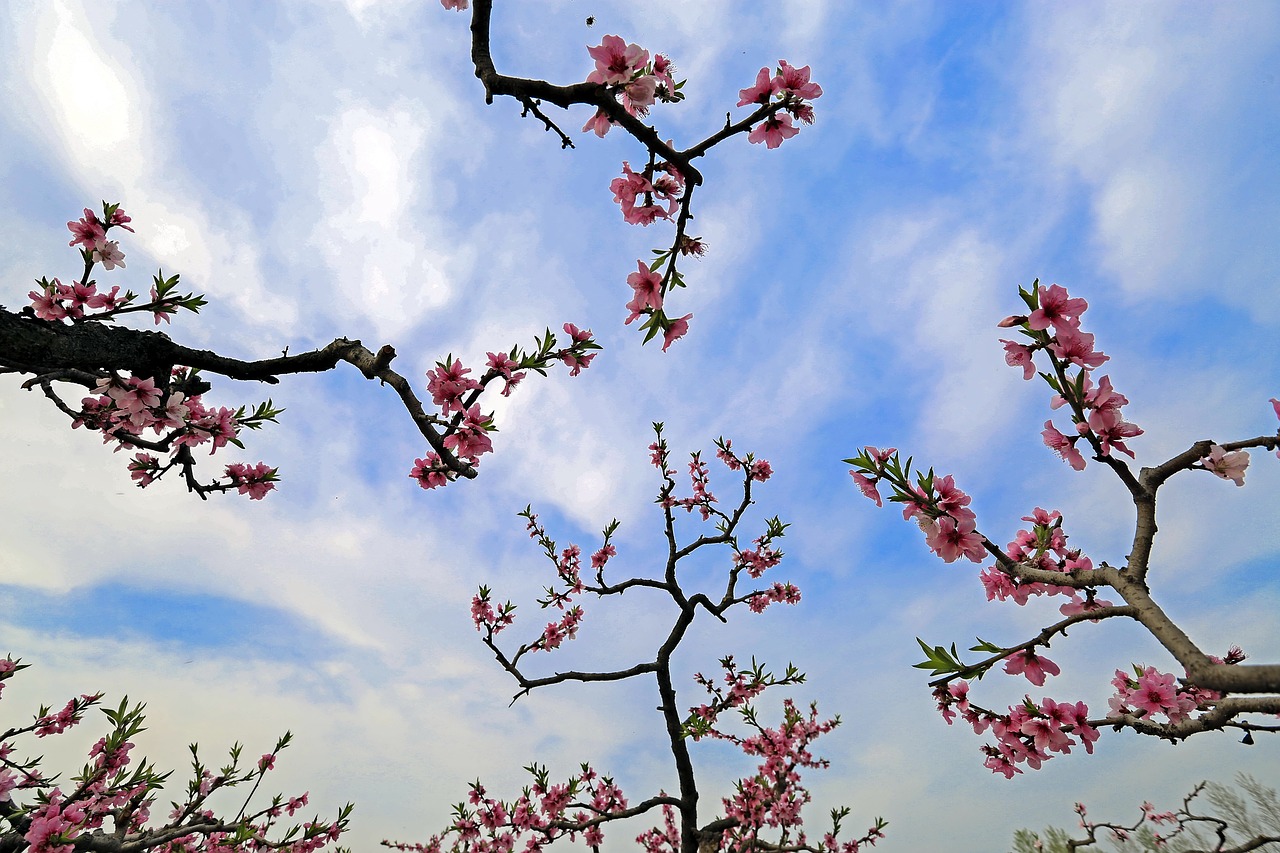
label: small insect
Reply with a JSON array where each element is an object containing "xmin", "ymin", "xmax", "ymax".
[{"xmin": 585, "ymin": 15, "xmax": 595, "ymax": 26}]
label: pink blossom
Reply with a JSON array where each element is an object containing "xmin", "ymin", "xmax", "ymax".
[
  {"xmin": 748, "ymin": 459, "xmax": 772, "ymax": 482},
  {"xmin": 662, "ymin": 314, "xmax": 692, "ymax": 351},
  {"xmin": 86, "ymin": 284, "xmax": 123, "ymax": 311},
  {"xmin": 148, "ymin": 285, "xmax": 171, "ymax": 325},
  {"xmin": 225, "ymin": 462, "xmax": 277, "ymax": 500},
  {"xmin": 625, "ymin": 261, "xmax": 663, "ymax": 324},
  {"xmin": 925, "ymin": 515, "xmax": 987, "ymax": 563},
  {"xmin": 1003, "ymin": 650, "xmax": 1061, "ymax": 687},
  {"xmin": 92, "ymin": 239, "xmax": 126, "ymax": 270},
  {"xmin": 1001, "ymin": 339, "xmax": 1036, "ymax": 380},
  {"xmin": 1083, "ymin": 374, "xmax": 1129, "ymax": 411},
  {"xmin": 443, "ymin": 404, "xmax": 494, "ymax": 462},
  {"xmin": 559, "ymin": 323, "xmax": 597, "ymax": 375},
  {"xmin": 773, "ymin": 60, "xmax": 822, "ymax": 100},
  {"xmin": 737, "ymin": 67, "xmax": 776, "ymax": 106},
  {"xmin": 1028, "ymin": 283, "xmax": 1088, "ymax": 332},
  {"xmin": 1050, "ymin": 322, "xmax": 1108, "ymax": 368},
  {"xmin": 67, "ymin": 208, "xmax": 105, "ymax": 248},
  {"xmin": 28, "ymin": 285, "xmax": 68, "ymax": 321},
  {"xmin": 1201, "ymin": 444, "xmax": 1249, "ymax": 486},
  {"xmin": 581, "ymin": 109, "xmax": 613, "ymax": 137},
  {"xmin": 622, "ymin": 74, "xmax": 658, "ymax": 113},
  {"xmin": 1129, "ymin": 668, "xmax": 1178, "ymax": 718},
  {"xmin": 128, "ymin": 453, "xmax": 159, "ymax": 487},
  {"xmin": 849, "ymin": 471, "xmax": 881, "ymax": 506},
  {"xmin": 106, "ymin": 207, "xmax": 134, "ymax": 231},
  {"xmin": 1042, "ymin": 420, "xmax": 1086, "ymax": 470},
  {"xmin": 410, "ymin": 454, "xmax": 449, "ymax": 490},
  {"xmin": 748, "ymin": 113, "xmax": 799, "ymax": 148},
  {"xmin": 486, "ymin": 351, "xmax": 526, "ymax": 397},
  {"xmin": 440, "ymin": 0, "xmax": 467, "ymax": 9},
  {"xmin": 586, "ymin": 35, "xmax": 649, "ymax": 86},
  {"xmin": 1086, "ymin": 408, "xmax": 1142, "ymax": 458},
  {"xmin": 1059, "ymin": 593, "xmax": 1114, "ymax": 618},
  {"xmin": 57, "ymin": 280, "xmax": 97, "ymax": 318},
  {"xmin": 427, "ymin": 358, "xmax": 481, "ymax": 415}
]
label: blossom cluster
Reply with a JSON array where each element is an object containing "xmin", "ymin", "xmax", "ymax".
[
  {"xmin": 846, "ymin": 448, "xmax": 986, "ymax": 564},
  {"xmin": 386, "ymin": 763, "xmax": 630, "ymax": 853},
  {"xmin": 410, "ymin": 324, "xmax": 599, "ymax": 490},
  {"xmin": 0, "ymin": 658, "xmax": 349, "ymax": 853},
  {"xmin": 1107, "ymin": 646, "xmax": 1245, "ymax": 723},
  {"xmin": 582, "ymin": 35, "xmax": 684, "ymax": 132},
  {"xmin": 25, "ymin": 206, "xmax": 278, "ymax": 498},
  {"xmin": 978, "ymin": 507, "xmax": 1111, "ymax": 618},
  {"xmin": 77, "ymin": 368, "xmax": 281, "ymax": 500},
  {"xmin": 998, "ymin": 281, "xmax": 1143, "ymax": 468},
  {"xmin": 678, "ymin": 660, "xmax": 885, "ymax": 853},
  {"xmin": 738, "ymin": 60, "xmax": 823, "ymax": 149},
  {"xmin": 30, "ymin": 206, "xmax": 206, "ymax": 326},
  {"xmin": 934, "ymin": 682, "xmax": 1099, "ymax": 779}
]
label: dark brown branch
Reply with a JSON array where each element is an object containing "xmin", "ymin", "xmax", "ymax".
[{"xmin": 0, "ymin": 307, "xmax": 476, "ymax": 478}]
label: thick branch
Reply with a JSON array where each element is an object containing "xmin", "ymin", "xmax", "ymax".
[{"xmin": 0, "ymin": 307, "xmax": 476, "ymax": 478}]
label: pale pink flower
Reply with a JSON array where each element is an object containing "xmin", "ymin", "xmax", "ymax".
[
  {"xmin": 622, "ymin": 75, "xmax": 658, "ymax": 112},
  {"xmin": 92, "ymin": 239, "xmax": 126, "ymax": 270},
  {"xmin": 440, "ymin": 0, "xmax": 467, "ymax": 9},
  {"xmin": 1001, "ymin": 339, "xmax": 1036, "ymax": 379},
  {"xmin": 1202, "ymin": 444, "xmax": 1249, "ymax": 485},
  {"xmin": 662, "ymin": 313, "xmax": 692, "ymax": 351},
  {"xmin": 625, "ymin": 261, "xmax": 663, "ymax": 324},
  {"xmin": 581, "ymin": 109, "xmax": 613, "ymax": 137},
  {"xmin": 1042, "ymin": 420, "xmax": 1086, "ymax": 470},
  {"xmin": 1050, "ymin": 322, "xmax": 1107, "ymax": 368},
  {"xmin": 850, "ymin": 471, "xmax": 881, "ymax": 506}
]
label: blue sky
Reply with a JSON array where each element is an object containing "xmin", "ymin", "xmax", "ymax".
[{"xmin": 1, "ymin": 1, "xmax": 1279, "ymax": 850}]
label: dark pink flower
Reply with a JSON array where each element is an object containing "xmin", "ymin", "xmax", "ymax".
[
  {"xmin": 586, "ymin": 35, "xmax": 649, "ymax": 86},
  {"xmin": 67, "ymin": 208, "xmax": 105, "ymax": 248},
  {"xmin": 737, "ymin": 67, "xmax": 776, "ymax": 106},
  {"xmin": 748, "ymin": 113, "xmax": 799, "ymax": 148},
  {"xmin": 926, "ymin": 515, "xmax": 987, "ymax": 563}
]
